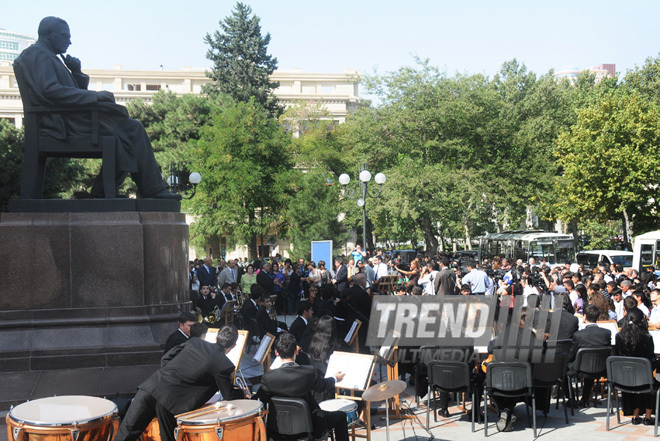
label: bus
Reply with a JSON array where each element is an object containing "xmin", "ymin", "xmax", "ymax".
[
  {"xmin": 632, "ymin": 230, "xmax": 660, "ymax": 276},
  {"xmin": 478, "ymin": 230, "xmax": 576, "ymax": 267}
]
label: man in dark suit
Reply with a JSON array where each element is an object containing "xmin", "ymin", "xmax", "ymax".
[
  {"xmin": 163, "ymin": 312, "xmax": 197, "ymax": 355},
  {"xmin": 241, "ymin": 286, "xmax": 260, "ymax": 322},
  {"xmin": 434, "ymin": 257, "xmax": 458, "ymax": 296},
  {"xmin": 289, "ymin": 300, "xmax": 313, "ymax": 352},
  {"xmin": 115, "ymin": 325, "xmax": 238, "ymax": 441},
  {"xmin": 566, "ymin": 304, "xmax": 611, "ymax": 407},
  {"xmin": 257, "ymin": 261, "xmax": 276, "ymax": 296},
  {"xmin": 256, "ymin": 294, "xmax": 287, "ymax": 337},
  {"xmin": 254, "ymin": 333, "xmax": 349, "ymax": 441},
  {"xmin": 555, "ymin": 294, "xmax": 579, "ymax": 340},
  {"xmin": 195, "ymin": 285, "xmax": 218, "ymax": 317},
  {"xmin": 196, "ymin": 257, "xmax": 218, "ymax": 290},
  {"xmin": 344, "ymin": 273, "xmax": 371, "ymax": 353},
  {"xmin": 15, "ymin": 17, "xmax": 180, "ymax": 199},
  {"xmin": 333, "ymin": 257, "xmax": 348, "ymax": 295}
]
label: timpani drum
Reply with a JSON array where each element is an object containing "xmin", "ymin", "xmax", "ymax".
[
  {"xmin": 139, "ymin": 418, "xmax": 160, "ymax": 441},
  {"xmin": 6, "ymin": 396, "xmax": 119, "ymax": 441},
  {"xmin": 174, "ymin": 400, "xmax": 265, "ymax": 441},
  {"xmin": 318, "ymin": 399, "xmax": 359, "ymax": 427}
]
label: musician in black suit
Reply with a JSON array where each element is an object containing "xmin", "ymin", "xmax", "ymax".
[
  {"xmin": 163, "ymin": 312, "xmax": 197, "ymax": 355},
  {"xmin": 256, "ymin": 294, "xmax": 287, "ymax": 337},
  {"xmin": 344, "ymin": 273, "xmax": 371, "ymax": 353},
  {"xmin": 240, "ymin": 286, "xmax": 260, "ymax": 322},
  {"xmin": 566, "ymin": 304, "xmax": 611, "ymax": 407},
  {"xmin": 195, "ymin": 285, "xmax": 218, "ymax": 317},
  {"xmin": 115, "ymin": 325, "xmax": 238, "ymax": 441},
  {"xmin": 289, "ymin": 300, "xmax": 313, "ymax": 352},
  {"xmin": 333, "ymin": 257, "xmax": 348, "ymax": 295},
  {"xmin": 196, "ymin": 257, "xmax": 218, "ymax": 289},
  {"xmin": 433, "ymin": 257, "xmax": 458, "ymax": 296},
  {"xmin": 254, "ymin": 333, "xmax": 349, "ymax": 441},
  {"xmin": 532, "ymin": 294, "xmax": 578, "ymax": 341}
]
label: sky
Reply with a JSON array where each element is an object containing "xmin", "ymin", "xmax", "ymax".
[{"xmin": 4, "ymin": 0, "xmax": 659, "ymax": 82}]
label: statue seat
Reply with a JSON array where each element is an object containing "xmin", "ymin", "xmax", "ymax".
[{"xmin": 13, "ymin": 60, "xmax": 117, "ymax": 199}]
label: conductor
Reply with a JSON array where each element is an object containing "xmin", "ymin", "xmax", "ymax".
[{"xmin": 14, "ymin": 17, "xmax": 180, "ymax": 199}]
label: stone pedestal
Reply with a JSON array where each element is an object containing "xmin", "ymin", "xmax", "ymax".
[{"xmin": 0, "ymin": 210, "xmax": 190, "ymax": 409}]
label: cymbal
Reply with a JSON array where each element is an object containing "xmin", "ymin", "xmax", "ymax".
[{"xmin": 362, "ymin": 380, "xmax": 407, "ymax": 402}]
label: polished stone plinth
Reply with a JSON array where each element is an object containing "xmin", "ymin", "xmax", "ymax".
[{"xmin": 0, "ymin": 211, "xmax": 190, "ymax": 410}]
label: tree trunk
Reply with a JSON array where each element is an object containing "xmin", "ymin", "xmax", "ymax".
[
  {"xmin": 248, "ymin": 210, "xmax": 257, "ymax": 259},
  {"xmin": 568, "ymin": 221, "xmax": 579, "ymax": 252},
  {"xmin": 465, "ymin": 224, "xmax": 472, "ymax": 250},
  {"xmin": 622, "ymin": 209, "xmax": 632, "ymax": 250},
  {"xmin": 421, "ymin": 217, "xmax": 439, "ymax": 255}
]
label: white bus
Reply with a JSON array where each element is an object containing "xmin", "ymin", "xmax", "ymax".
[
  {"xmin": 479, "ymin": 230, "xmax": 576, "ymax": 267},
  {"xmin": 632, "ymin": 230, "xmax": 660, "ymax": 275}
]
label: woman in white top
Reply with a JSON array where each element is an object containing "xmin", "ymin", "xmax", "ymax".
[{"xmin": 306, "ymin": 261, "xmax": 322, "ymax": 287}]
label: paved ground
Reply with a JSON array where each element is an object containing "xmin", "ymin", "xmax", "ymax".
[
  {"xmin": 1, "ymin": 311, "xmax": 655, "ymax": 440},
  {"xmin": 3, "ymin": 390, "xmax": 657, "ymax": 441}
]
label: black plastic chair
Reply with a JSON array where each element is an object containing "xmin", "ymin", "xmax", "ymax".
[
  {"xmin": 268, "ymin": 397, "xmax": 317, "ymax": 441},
  {"xmin": 567, "ymin": 347, "xmax": 611, "ymax": 415},
  {"xmin": 533, "ymin": 351, "xmax": 569, "ymax": 423},
  {"xmin": 606, "ymin": 356, "xmax": 660, "ymax": 436},
  {"xmin": 484, "ymin": 361, "xmax": 536, "ymax": 437},
  {"xmin": 426, "ymin": 360, "xmax": 477, "ymax": 432},
  {"xmin": 545, "ymin": 339, "xmax": 573, "ymax": 411}
]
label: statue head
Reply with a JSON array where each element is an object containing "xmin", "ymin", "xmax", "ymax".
[{"xmin": 38, "ymin": 16, "xmax": 71, "ymax": 54}]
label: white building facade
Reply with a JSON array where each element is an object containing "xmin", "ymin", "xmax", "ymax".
[{"xmin": 0, "ymin": 62, "xmax": 361, "ymax": 129}]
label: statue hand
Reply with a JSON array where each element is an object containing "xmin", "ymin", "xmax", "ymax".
[
  {"xmin": 97, "ymin": 91, "xmax": 115, "ymax": 103},
  {"xmin": 63, "ymin": 55, "xmax": 82, "ymax": 73}
]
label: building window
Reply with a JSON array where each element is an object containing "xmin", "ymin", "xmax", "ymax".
[
  {"xmin": 0, "ymin": 41, "xmax": 19, "ymax": 50},
  {"xmin": 0, "ymin": 52, "xmax": 17, "ymax": 61},
  {"xmin": 146, "ymin": 85, "xmax": 161, "ymax": 91},
  {"xmin": 125, "ymin": 84, "xmax": 141, "ymax": 91}
]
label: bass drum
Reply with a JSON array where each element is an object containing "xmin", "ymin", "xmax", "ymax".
[{"xmin": 7, "ymin": 395, "xmax": 119, "ymax": 441}]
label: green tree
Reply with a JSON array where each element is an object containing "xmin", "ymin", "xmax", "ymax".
[
  {"xmin": 0, "ymin": 120, "xmax": 24, "ymax": 211},
  {"xmin": 0, "ymin": 120, "xmax": 87, "ymax": 209},
  {"xmin": 624, "ymin": 53, "xmax": 660, "ymax": 103},
  {"xmin": 188, "ymin": 99, "xmax": 293, "ymax": 259},
  {"xmin": 286, "ymin": 168, "xmax": 348, "ymax": 259},
  {"xmin": 554, "ymin": 91, "xmax": 660, "ymax": 241},
  {"xmin": 204, "ymin": 2, "xmax": 282, "ymax": 117}
]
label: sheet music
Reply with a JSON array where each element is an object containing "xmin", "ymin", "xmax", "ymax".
[
  {"xmin": 204, "ymin": 328, "xmax": 219, "ymax": 344},
  {"xmin": 596, "ymin": 322, "xmax": 618, "ymax": 345},
  {"xmin": 254, "ymin": 334, "xmax": 273, "ymax": 363},
  {"xmin": 345, "ymin": 320, "xmax": 358, "ymax": 343},
  {"xmin": 226, "ymin": 331, "xmax": 247, "ymax": 368},
  {"xmin": 270, "ymin": 356, "xmax": 283, "ymax": 370},
  {"xmin": 650, "ymin": 330, "xmax": 660, "ymax": 353},
  {"xmin": 325, "ymin": 351, "xmax": 374, "ymax": 390},
  {"xmin": 378, "ymin": 330, "xmax": 401, "ymax": 361}
]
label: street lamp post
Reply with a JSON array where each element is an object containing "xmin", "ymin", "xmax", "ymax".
[
  {"xmin": 166, "ymin": 163, "xmax": 202, "ymax": 200},
  {"xmin": 339, "ymin": 164, "xmax": 386, "ymax": 249}
]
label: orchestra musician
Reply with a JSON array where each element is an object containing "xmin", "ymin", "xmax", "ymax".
[
  {"xmin": 254, "ymin": 333, "xmax": 349, "ymax": 441},
  {"xmin": 115, "ymin": 325, "xmax": 238, "ymax": 441}
]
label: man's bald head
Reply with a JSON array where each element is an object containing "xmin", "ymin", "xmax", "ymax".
[{"xmin": 38, "ymin": 17, "xmax": 68, "ymax": 38}]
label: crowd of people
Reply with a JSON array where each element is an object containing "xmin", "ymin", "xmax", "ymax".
[{"xmin": 115, "ymin": 246, "xmax": 660, "ymax": 439}]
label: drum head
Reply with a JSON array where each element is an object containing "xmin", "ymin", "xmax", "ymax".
[
  {"xmin": 178, "ymin": 400, "xmax": 262, "ymax": 425},
  {"xmin": 319, "ymin": 399, "xmax": 357, "ymax": 412},
  {"xmin": 9, "ymin": 396, "xmax": 117, "ymax": 426}
]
